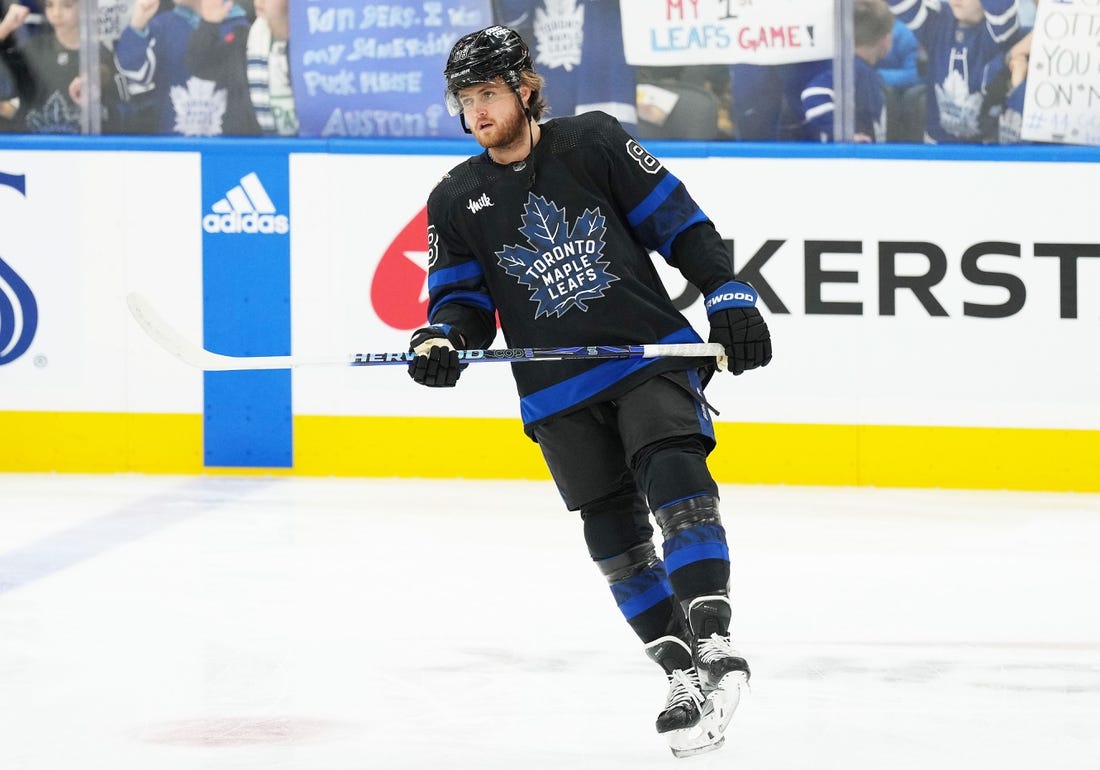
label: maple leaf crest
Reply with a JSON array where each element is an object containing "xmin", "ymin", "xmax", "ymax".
[
  {"xmin": 934, "ymin": 68, "xmax": 983, "ymax": 139},
  {"xmin": 496, "ymin": 194, "xmax": 617, "ymax": 319},
  {"xmin": 170, "ymin": 77, "xmax": 228, "ymax": 136},
  {"xmin": 25, "ymin": 91, "xmax": 81, "ymax": 134},
  {"xmin": 533, "ymin": 0, "xmax": 584, "ymax": 72}
]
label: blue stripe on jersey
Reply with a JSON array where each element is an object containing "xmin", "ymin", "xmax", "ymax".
[
  {"xmin": 428, "ymin": 289, "xmax": 496, "ymax": 323},
  {"xmin": 428, "ymin": 259, "xmax": 484, "ymax": 294},
  {"xmin": 628, "ymin": 173, "xmax": 680, "ymax": 227},
  {"xmin": 610, "ymin": 564, "xmax": 674, "ymax": 620},
  {"xmin": 686, "ymin": 368, "xmax": 714, "ymax": 442},
  {"xmin": 663, "ymin": 524, "xmax": 729, "ymax": 573},
  {"xmin": 626, "ymin": 173, "xmax": 707, "ymax": 259},
  {"xmin": 655, "ymin": 209, "xmax": 708, "ymax": 259},
  {"xmin": 518, "ymin": 326, "xmax": 703, "ymax": 425}
]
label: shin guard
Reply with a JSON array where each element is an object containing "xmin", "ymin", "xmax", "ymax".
[
  {"xmin": 654, "ymin": 495, "xmax": 731, "ymax": 605},
  {"xmin": 596, "ymin": 541, "xmax": 679, "ymax": 642}
]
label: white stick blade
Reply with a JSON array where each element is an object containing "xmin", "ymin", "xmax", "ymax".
[{"xmin": 127, "ymin": 292, "xmax": 279, "ymax": 371}]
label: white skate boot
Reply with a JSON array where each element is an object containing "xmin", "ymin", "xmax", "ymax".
[
  {"xmin": 687, "ymin": 595, "xmax": 750, "ymax": 741},
  {"xmin": 644, "ymin": 635, "xmax": 725, "ymax": 758}
]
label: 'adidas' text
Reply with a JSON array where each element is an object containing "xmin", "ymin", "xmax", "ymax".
[
  {"xmin": 203, "ymin": 171, "xmax": 289, "ymax": 235},
  {"xmin": 203, "ymin": 212, "xmax": 289, "ymax": 234}
]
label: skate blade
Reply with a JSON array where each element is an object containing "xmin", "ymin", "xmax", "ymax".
[
  {"xmin": 664, "ymin": 718, "xmax": 725, "ymax": 759},
  {"xmin": 702, "ymin": 671, "xmax": 747, "ymax": 736},
  {"xmin": 670, "ymin": 734, "xmax": 725, "ymax": 758}
]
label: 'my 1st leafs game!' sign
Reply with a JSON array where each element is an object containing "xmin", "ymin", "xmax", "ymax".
[
  {"xmin": 289, "ymin": 0, "xmax": 492, "ymax": 138},
  {"xmin": 621, "ymin": 0, "xmax": 835, "ymax": 66}
]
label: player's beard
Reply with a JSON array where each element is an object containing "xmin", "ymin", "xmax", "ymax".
[{"xmin": 473, "ymin": 106, "xmax": 529, "ymax": 160}]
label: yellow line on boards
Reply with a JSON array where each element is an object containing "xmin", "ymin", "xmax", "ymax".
[{"xmin": 1, "ymin": 412, "xmax": 1096, "ymax": 493}]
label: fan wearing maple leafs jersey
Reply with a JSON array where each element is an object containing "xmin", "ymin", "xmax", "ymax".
[
  {"xmin": 408, "ymin": 25, "xmax": 772, "ymax": 758},
  {"xmin": 114, "ymin": 0, "xmax": 259, "ymax": 135},
  {"xmin": 888, "ymin": 0, "xmax": 1023, "ymax": 143},
  {"xmin": 495, "ymin": 0, "xmax": 637, "ymax": 133}
]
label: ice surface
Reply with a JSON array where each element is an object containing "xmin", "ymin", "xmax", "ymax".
[{"xmin": 1, "ymin": 474, "xmax": 1098, "ymax": 769}]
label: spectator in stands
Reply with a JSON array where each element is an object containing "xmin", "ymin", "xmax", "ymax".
[
  {"xmin": 729, "ymin": 64, "xmax": 785, "ymax": 141},
  {"xmin": 795, "ymin": 0, "xmax": 894, "ymax": 143},
  {"xmin": 246, "ymin": 0, "xmax": 296, "ymax": 135},
  {"xmin": 981, "ymin": 7, "xmax": 1034, "ymax": 144},
  {"xmin": 114, "ymin": 0, "xmax": 258, "ymax": 135},
  {"xmin": 877, "ymin": 18, "xmax": 926, "ymax": 142},
  {"xmin": 889, "ymin": 0, "xmax": 1024, "ymax": 143},
  {"xmin": 0, "ymin": 2, "xmax": 30, "ymax": 128},
  {"xmin": 0, "ymin": 0, "xmax": 123, "ymax": 133},
  {"xmin": 495, "ymin": 0, "xmax": 637, "ymax": 134},
  {"xmin": 0, "ymin": 0, "xmax": 42, "ymax": 45},
  {"xmin": 1018, "ymin": 0, "xmax": 1036, "ymax": 26},
  {"xmin": 634, "ymin": 64, "xmax": 729, "ymax": 140},
  {"xmin": 0, "ymin": 44, "xmax": 13, "ymax": 118}
]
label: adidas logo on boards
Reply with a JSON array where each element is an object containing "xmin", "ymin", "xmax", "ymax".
[{"xmin": 202, "ymin": 172, "xmax": 289, "ymax": 234}]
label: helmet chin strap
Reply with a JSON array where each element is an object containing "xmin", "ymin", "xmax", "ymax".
[
  {"xmin": 478, "ymin": 86, "xmax": 538, "ymax": 189},
  {"xmin": 512, "ymin": 87, "xmax": 537, "ymax": 190}
]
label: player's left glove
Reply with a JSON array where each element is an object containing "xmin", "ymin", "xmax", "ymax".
[
  {"xmin": 705, "ymin": 281, "xmax": 772, "ymax": 375},
  {"xmin": 408, "ymin": 325, "xmax": 466, "ymax": 387}
]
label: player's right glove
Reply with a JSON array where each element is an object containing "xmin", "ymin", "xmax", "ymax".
[
  {"xmin": 705, "ymin": 281, "xmax": 772, "ymax": 375},
  {"xmin": 408, "ymin": 325, "xmax": 466, "ymax": 387}
]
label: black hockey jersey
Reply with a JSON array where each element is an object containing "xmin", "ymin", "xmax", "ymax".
[{"xmin": 425, "ymin": 111, "xmax": 734, "ymax": 433}]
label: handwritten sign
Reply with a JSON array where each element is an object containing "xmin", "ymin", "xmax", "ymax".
[
  {"xmin": 1021, "ymin": 0, "xmax": 1100, "ymax": 146},
  {"xmin": 97, "ymin": 0, "xmax": 134, "ymax": 42},
  {"xmin": 290, "ymin": 0, "xmax": 492, "ymax": 138},
  {"xmin": 620, "ymin": 0, "xmax": 834, "ymax": 67}
]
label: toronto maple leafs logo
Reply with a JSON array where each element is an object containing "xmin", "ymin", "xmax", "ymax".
[
  {"xmin": 935, "ymin": 65, "xmax": 982, "ymax": 139},
  {"xmin": 496, "ymin": 194, "xmax": 618, "ymax": 319},
  {"xmin": 25, "ymin": 92, "xmax": 81, "ymax": 134},
  {"xmin": 170, "ymin": 77, "xmax": 228, "ymax": 136},
  {"xmin": 533, "ymin": 0, "xmax": 585, "ymax": 72}
]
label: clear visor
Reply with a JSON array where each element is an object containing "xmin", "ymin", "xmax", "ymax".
[
  {"xmin": 444, "ymin": 70, "xmax": 515, "ymax": 116},
  {"xmin": 444, "ymin": 89, "xmax": 465, "ymax": 117},
  {"xmin": 444, "ymin": 76, "xmax": 494, "ymax": 116}
]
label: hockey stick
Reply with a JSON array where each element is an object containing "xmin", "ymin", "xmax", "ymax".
[{"xmin": 126, "ymin": 292, "xmax": 724, "ymax": 372}]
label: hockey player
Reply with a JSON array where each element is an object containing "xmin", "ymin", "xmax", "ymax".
[{"xmin": 408, "ymin": 25, "xmax": 772, "ymax": 757}]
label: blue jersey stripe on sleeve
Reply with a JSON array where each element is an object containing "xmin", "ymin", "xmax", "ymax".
[
  {"xmin": 627, "ymin": 172, "xmax": 680, "ymax": 227},
  {"xmin": 428, "ymin": 260, "xmax": 484, "ymax": 294},
  {"xmin": 428, "ymin": 290, "xmax": 495, "ymax": 323}
]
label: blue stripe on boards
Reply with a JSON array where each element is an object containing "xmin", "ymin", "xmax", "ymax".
[
  {"xmin": 3, "ymin": 134, "xmax": 1100, "ymax": 163},
  {"xmin": 201, "ymin": 149, "xmax": 292, "ymax": 467}
]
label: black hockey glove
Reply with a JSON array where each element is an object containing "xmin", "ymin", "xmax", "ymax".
[
  {"xmin": 408, "ymin": 325, "xmax": 467, "ymax": 387},
  {"xmin": 705, "ymin": 281, "xmax": 772, "ymax": 375}
]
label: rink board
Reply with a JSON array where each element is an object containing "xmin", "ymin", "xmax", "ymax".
[{"xmin": 0, "ymin": 137, "xmax": 1097, "ymax": 490}]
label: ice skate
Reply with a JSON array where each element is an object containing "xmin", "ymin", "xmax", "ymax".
[
  {"xmin": 687, "ymin": 595, "xmax": 750, "ymax": 739},
  {"xmin": 644, "ymin": 636, "xmax": 725, "ymax": 758}
]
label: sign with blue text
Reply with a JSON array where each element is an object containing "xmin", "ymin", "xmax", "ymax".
[
  {"xmin": 621, "ymin": 0, "xmax": 835, "ymax": 66},
  {"xmin": 290, "ymin": 0, "xmax": 493, "ymax": 138}
]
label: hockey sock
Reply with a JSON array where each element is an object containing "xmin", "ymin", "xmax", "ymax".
[
  {"xmin": 583, "ymin": 485, "xmax": 677, "ymax": 642},
  {"xmin": 634, "ymin": 441, "xmax": 730, "ymax": 604},
  {"xmin": 654, "ymin": 495, "xmax": 731, "ymax": 604},
  {"xmin": 596, "ymin": 542, "xmax": 680, "ymax": 642}
]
